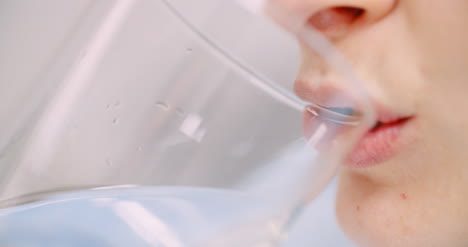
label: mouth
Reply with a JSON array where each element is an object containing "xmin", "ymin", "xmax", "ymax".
[
  {"xmin": 344, "ymin": 115, "xmax": 414, "ymax": 168},
  {"xmin": 302, "ymin": 105, "xmax": 414, "ymax": 168}
]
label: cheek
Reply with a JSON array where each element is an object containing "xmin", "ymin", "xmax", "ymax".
[{"xmin": 407, "ymin": 0, "xmax": 468, "ymax": 88}]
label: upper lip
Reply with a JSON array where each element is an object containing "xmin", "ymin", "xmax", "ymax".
[
  {"xmin": 369, "ymin": 104, "xmax": 414, "ymax": 132},
  {"xmin": 294, "ymin": 78, "xmax": 414, "ymax": 131},
  {"xmin": 370, "ymin": 117, "xmax": 412, "ymax": 132}
]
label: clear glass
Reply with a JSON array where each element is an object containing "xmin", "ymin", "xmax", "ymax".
[{"xmin": 0, "ymin": 0, "xmax": 375, "ymax": 246}]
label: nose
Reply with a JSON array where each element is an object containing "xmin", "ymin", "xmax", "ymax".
[
  {"xmin": 285, "ymin": 0, "xmax": 396, "ymax": 113},
  {"xmin": 279, "ymin": 0, "xmax": 396, "ymax": 41}
]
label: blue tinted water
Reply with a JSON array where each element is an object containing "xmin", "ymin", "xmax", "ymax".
[{"xmin": 0, "ymin": 186, "xmax": 287, "ymax": 247}]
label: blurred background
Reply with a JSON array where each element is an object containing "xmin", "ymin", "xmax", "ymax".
[{"xmin": 0, "ymin": 0, "xmax": 354, "ymax": 245}]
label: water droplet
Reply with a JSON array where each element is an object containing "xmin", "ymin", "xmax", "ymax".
[
  {"xmin": 175, "ymin": 108, "xmax": 186, "ymax": 117},
  {"xmin": 112, "ymin": 118, "xmax": 119, "ymax": 125},
  {"xmin": 79, "ymin": 49, "xmax": 88, "ymax": 60},
  {"xmin": 154, "ymin": 101, "xmax": 170, "ymax": 111},
  {"xmin": 105, "ymin": 158, "xmax": 113, "ymax": 167}
]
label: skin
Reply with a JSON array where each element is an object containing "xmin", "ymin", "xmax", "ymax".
[{"xmin": 277, "ymin": 0, "xmax": 468, "ymax": 246}]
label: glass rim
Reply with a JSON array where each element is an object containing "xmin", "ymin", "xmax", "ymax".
[{"xmin": 160, "ymin": 0, "xmax": 366, "ymax": 125}]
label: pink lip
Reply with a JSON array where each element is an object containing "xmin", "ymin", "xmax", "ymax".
[
  {"xmin": 344, "ymin": 116, "xmax": 413, "ymax": 168},
  {"xmin": 301, "ymin": 105, "xmax": 414, "ymax": 168}
]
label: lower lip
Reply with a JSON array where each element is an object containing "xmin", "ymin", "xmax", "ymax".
[{"xmin": 345, "ymin": 118, "xmax": 412, "ymax": 168}]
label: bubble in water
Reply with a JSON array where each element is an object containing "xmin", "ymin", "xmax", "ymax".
[
  {"xmin": 106, "ymin": 100, "xmax": 122, "ymax": 110},
  {"xmin": 105, "ymin": 159, "xmax": 113, "ymax": 167},
  {"xmin": 176, "ymin": 108, "xmax": 186, "ymax": 117},
  {"xmin": 154, "ymin": 101, "xmax": 170, "ymax": 111},
  {"xmin": 78, "ymin": 49, "xmax": 88, "ymax": 60}
]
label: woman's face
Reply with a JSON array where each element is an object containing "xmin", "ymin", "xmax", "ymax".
[{"xmin": 282, "ymin": 0, "xmax": 468, "ymax": 246}]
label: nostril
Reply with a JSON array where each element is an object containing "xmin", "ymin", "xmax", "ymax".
[
  {"xmin": 334, "ymin": 7, "xmax": 365, "ymax": 19},
  {"xmin": 307, "ymin": 6, "xmax": 365, "ymax": 39},
  {"xmin": 334, "ymin": 6, "xmax": 365, "ymax": 20}
]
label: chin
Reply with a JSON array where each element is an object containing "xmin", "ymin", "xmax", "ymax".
[
  {"xmin": 334, "ymin": 185, "xmax": 421, "ymax": 246},
  {"xmin": 334, "ymin": 167, "xmax": 468, "ymax": 247}
]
